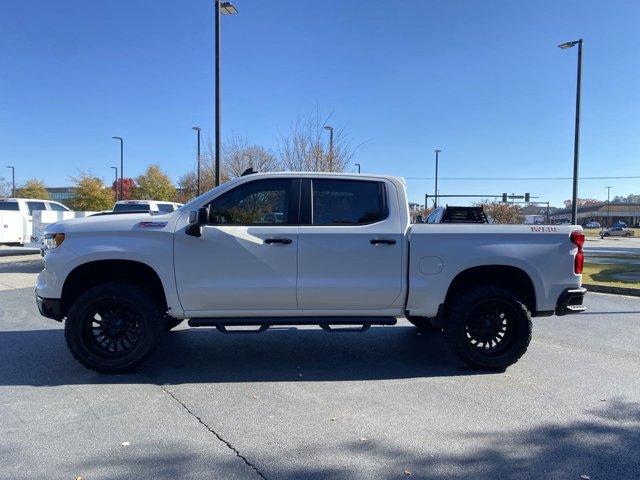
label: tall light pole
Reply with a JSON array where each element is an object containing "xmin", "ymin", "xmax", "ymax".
[
  {"xmin": 214, "ymin": 1, "xmax": 238, "ymax": 186},
  {"xmin": 324, "ymin": 125, "xmax": 334, "ymax": 171},
  {"xmin": 606, "ymin": 186, "xmax": 612, "ymax": 228},
  {"xmin": 355, "ymin": 163, "xmax": 361, "ymax": 174},
  {"xmin": 5, "ymin": 166, "xmax": 15, "ymax": 197},
  {"xmin": 112, "ymin": 136, "xmax": 124, "ymax": 200},
  {"xmin": 434, "ymin": 149, "xmax": 442, "ymax": 208},
  {"xmin": 110, "ymin": 166, "xmax": 118, "ymax": 201},
  {"xmin": 192, "ymin": 127, "xmax": 202, "ymax": 196},
  {"xmin": 559, "ymin": 39, "xmax": 583, "ymax": 225}
]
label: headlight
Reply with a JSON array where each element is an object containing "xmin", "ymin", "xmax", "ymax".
[{"xmin": 43, "ymin": 232, "xmax": 65, "ymax": 250}]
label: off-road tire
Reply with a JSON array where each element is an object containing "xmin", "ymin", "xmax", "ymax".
[
  {"xmin": 444, "ymin": 286, "xmax": 532, "ymax": 371},
  {"xmin": 64, "ymin": 282, "xmax": 165, "ymax": 374},
  {"xmin": 407, "ymin": 316, "xmax": 441, "ymax": 332}
]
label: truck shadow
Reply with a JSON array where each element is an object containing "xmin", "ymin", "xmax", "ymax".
[{"xmin": 0, "ymin": 325, "xmax": 485, "ymax": 387}]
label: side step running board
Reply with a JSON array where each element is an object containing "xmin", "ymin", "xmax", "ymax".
[{"xmin": 188, "ymin": 316, "xmax": 397, "ymax": 333}]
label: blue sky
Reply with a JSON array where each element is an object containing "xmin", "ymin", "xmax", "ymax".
[{"xmin": 1, "ymin": 0, "xmax": 639, "ymax": 207}]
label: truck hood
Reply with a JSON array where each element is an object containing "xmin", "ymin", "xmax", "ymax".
[{"xmin": 44, "ymin": 212, "xmax": 179, "ymax": 235}]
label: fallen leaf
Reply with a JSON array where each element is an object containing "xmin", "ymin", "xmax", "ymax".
[
  {"xmin": 75, "ymin": 476, "xmax": 84, "ymax": 480},
  {"xmin": 404, "ymin": 469, "xmax": 412, "ymax": 476},
  {"xmin": 580, "ymin": 476, "xmax": 590, "ymax": 480},
  {"xmin": 121, "ymin": 441, "xmax": 130, "ymax": 447},
  {"xmin": 251, "ymin": 395, "xmax": 258, "ymax": 400},
  {"xmin": 330, "ymin": 417, "xmax": 337, "ymax": 422},
  {"xmin": 358, "ymin": 437, "xmax": 367, "ymax": 442}
]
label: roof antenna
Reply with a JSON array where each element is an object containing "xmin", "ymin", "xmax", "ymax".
[{"xmin": 241, "ymin": 167, "xmax": 256, "ymax": 176}]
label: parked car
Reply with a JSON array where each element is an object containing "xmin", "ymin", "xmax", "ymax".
[
  {"xmin": 0, "ymin": 198, "xmax": 70, "ymax": 245},
  {"xmin": 583, "ymin": 221, "xmax": 601, "ymax": 229},
  {"xmin": 600, "ymin": 226, "xmax": 634, "ymax": 238},
  {"xmin": 36, "ymin": 173, "xmax": 586, "ymax": 374},
  {"xmin": 112, "ymin": 200, "xmax": 183, "ymax": 214},
  {"xmin": 612, "ymin": 221, "xmax": 627, "ymax": 228}
]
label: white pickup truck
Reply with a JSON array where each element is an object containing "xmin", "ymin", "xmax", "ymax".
[{"xmin": 36, "ymin": 172, "xmax": 586, "ymax": 373}]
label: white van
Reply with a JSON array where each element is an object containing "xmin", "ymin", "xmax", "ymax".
[
  {"xmin": 0, "ymin": 198, "xmax": 71, "ymax": 245},
  {"xmin": 112, "ymin": 200, "xmax": 183, "ymax": 214}
]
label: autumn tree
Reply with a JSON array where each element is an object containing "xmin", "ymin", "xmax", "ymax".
[
  {"xmin": 70, "ymin": 173, "xmax": 114, "ymax": 211},
  {"xmin": 112, "ymin": 178, "xmax": 137, "ymax": 200},
  {"xmin": 474, "ymin": 200, "xmax": 524, "ymax": 224},
  {"xmin": 278, "ymin": 106, "xmax": 356, "ymax": 172},
  {"xmin": 135, "ymin": 164, "xmax": 176, "ymax": 201},
  {"xmin": 16, "ymin": 179, "xmax": 49, "ymax": 199}
]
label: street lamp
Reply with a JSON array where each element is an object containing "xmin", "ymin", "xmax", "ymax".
[
  {"xmin": 192, "ymin": 127, "xmax": 202, "ymax": 196},
  {"xmin": 112, "ymin": 136, "xmax": 124, "ymax": 200},
  {"xmin": 558, "ymin": 38, "xmax": 583, "ymax": 225},
  {"xmin": 434, "ymin": 149, "xmax": 442, "ymax": 208},
  {"xmin": 606, "ymin": 186, "xmax": 612, "ymax": 228},
  {"xmin": 324, "ymin": 125, "xmax": 334, "ymax": 171},
  {"xmin": 214, "ymin": 1, "xmax": 238, "ymax": 186},
  {"xmin": 355, "ymin": 163, "xmax": 361, "ymax": 174},
  {"xmin": 110, "ymin": 167, "xmax": 118, "ymax": 201},
  {"xmin": 5, "ymin": 166, "xmax": 15, "ymax": 197}
]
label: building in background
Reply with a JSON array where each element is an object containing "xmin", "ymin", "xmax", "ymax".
[
  {"xmin": 45, "ymin": 187, "xmax": 75, "ymax": 206},
  {"xmin": 549, "ymin": 203, "xmax": 640, "ymax": 227}
]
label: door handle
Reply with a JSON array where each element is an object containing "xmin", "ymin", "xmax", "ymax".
[
  {"xmin": 370, "ymin": 239, "xmax": 396, "ymax": 245},
  {"xmin": 265, "ymin": 238, "xmax": 292, "ymax": 245}
]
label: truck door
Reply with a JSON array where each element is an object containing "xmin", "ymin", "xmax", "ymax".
[
  {"xmin": 174, "ymin": 178, "xmax": 300, "ymax": 314},
  {"xmin": 297, "ymin": 178, "xmax": 404, "ymax": 310}
]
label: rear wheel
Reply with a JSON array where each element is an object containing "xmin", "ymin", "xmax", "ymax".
[
  {"xmin": 64, "ymin": 283, "xmax": 165, "ymax": 374},
  {"xmin": 444, "ymin": 286, "xmax": 532, "ymax": 370}
]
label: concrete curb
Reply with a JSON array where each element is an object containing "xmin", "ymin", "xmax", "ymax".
[{"xmin": 584, "ymin": 283, "xmax": 640, "ymax": 297}]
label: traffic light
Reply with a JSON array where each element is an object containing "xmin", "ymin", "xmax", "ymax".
[
  {"xmin": 524, "ymin": 192, "xmax": 530, "ymax": 202},
  {"xmin": 502, "ymin": 193, "xmax": 508, "ymax": 203}
]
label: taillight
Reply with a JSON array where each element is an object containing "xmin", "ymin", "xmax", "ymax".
[{"xmin": 570, "ymin": 231, "xmax": 585, "ymax": 274}]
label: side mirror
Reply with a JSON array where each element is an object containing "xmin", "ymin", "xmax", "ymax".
[{"xmin": 185, "ymin": 207, "xmax": 208, "ymax": 237}]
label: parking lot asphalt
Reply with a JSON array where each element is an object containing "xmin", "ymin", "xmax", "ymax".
[{"xmin": 0, "ymin": 255, "xmax": 639, "ymax": 480}]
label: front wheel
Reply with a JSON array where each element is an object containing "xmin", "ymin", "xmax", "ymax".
[
  {"xmin": 444, "ymin": 286, "xmax": 532, "ymax": 370},
  {"xmin": 64, "ymin": 283, "xmax": 165, "ymax": 374}
]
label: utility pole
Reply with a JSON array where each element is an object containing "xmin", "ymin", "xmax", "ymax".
[
  {"xmin": 559, "ymin": 39, "xmax": 583, "ymax": 225},
  {"xmin": 112, "ymin": 137, "xmax": 124, "ymax": 200},
  {"xmin": 324, "ymin": 126, "xmax": 334, "ymax": 171},
  {"xmin": 110, "ymin": 166, "xmax": 118, "ymax": 201},
  {"xmin": 606, "ymin": 186, "xmax": 612, "ymax": 228},
  {"xmin": 434, "ymin": 149, "xmax": 442, "ymax": 207},
  {"xmin": 5, "ymin": 166, "xmax": 15, "ymax": 197},
  {"xmin": 214, "ymin": 1, "xmax": 238, "ymax": 186}
]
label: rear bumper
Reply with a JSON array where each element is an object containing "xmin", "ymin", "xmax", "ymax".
[
  {"xmin": 36, "ymin": 295, "xmax": 63, "ymax": 321},
  {"xmin": 555, "ymin": 287, "xmax": 587, "ymax": 316}
]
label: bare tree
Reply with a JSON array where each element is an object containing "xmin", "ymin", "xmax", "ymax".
[
  {"xmin": 277, "ymin": 106, "xmax": 356, "ymax": 172},
  {"xmin": 223, "ymin": 133, "xmax": 279, "ymax": 177}
]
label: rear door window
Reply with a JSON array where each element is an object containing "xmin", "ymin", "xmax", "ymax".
[
  {"xmin": 311, "ymin": 179, "xmax": 386, "ymax": 225},
  {"xmin": 26, "ymin": 201, "xmax": 46, "ymax": 215},
  {"xmin": 0, "ymin": 201, "xmax": 19, "ymax": 211}
]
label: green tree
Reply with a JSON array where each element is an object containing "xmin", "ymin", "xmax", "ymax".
[
  {"xmin": 70, "ymin": 173, "xmax": 114, "ymax": 211},
  {"xmin": 135, "ymin": 164, "xmax": 176, "ymax": 201},
  {"xmin": 16, "ymin": 179, "xmax": 49, "ymax": 199}
]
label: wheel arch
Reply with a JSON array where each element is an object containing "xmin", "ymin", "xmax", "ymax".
[
  {"xmin": 443, "ymin": 265, "xmax": 537, "ymax": 316},
  {"xmin": 61, "ymin": 259, "xmax": 168, "ymax": 317}
]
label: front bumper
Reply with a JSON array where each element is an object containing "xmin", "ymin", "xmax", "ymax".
[
  {"xmin": 36, "ymin": 295, "xmax": 63, "ymax": 321},
  {"xmin": 555, "ymin": 287, "xmax": 587, "ymax": 316}
]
